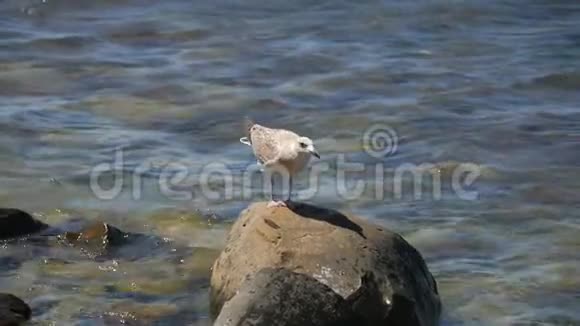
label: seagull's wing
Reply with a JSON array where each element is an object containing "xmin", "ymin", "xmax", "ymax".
[{"xmin": 249, "ymin": 124, "xmax": 280, "ymax": 165}]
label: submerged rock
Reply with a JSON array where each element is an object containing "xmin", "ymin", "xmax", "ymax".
[
  {"xmin": 0, "ymin": 293, "xmax": 31, "ymax": 325},
  {"xmin": 0, "ymin": 208, "xmax": 48, "ymax": 240},
  {"xmin": 60, "ymin": 222, "xmax": 127, "ymax": 246},
  {"xmin": 58, "ymin": 222, "xmax": 129, "ymax": 257},
  {"xmin": 210, "ymin": 202, "xmax": 441, "ymax": 326}
]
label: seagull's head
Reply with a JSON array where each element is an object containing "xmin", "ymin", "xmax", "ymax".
[{"xmin": 297, "ymin": 137, "xmax": 320, "ymax": 159}]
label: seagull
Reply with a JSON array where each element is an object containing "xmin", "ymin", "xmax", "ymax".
[{"xmin": 240, "ymin": 119, "xmax": 320, "ymax": 207}]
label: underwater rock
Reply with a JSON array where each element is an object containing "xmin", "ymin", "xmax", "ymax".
[{"xmin": 59, "ymin": 222, "xmax": 129, "ymax": 256}]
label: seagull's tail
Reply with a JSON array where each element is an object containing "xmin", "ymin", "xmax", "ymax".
[{"xmin": 239, "ymin": 137, "xmax": 251, "ymax": 146}]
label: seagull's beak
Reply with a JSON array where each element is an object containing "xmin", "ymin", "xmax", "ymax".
[{"xmin": 309, "ymin": 148, "xmax": 320, "ymax": 159}]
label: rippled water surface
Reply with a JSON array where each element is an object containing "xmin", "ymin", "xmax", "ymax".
[{"xmin": 1, "ymin": 0, "xmax": 580, "ymax": 324}]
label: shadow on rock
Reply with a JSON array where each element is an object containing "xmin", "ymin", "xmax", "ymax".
[{"xmin": 287, "ymin": 202, "xmax": 366, "ymax": 239}]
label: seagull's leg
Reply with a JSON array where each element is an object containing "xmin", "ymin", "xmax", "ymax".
[
  {"xmin": 267, "ymin": 170, "xmax": 287, "ymax": 208},
  {"xmin": 267, "ymin": 173, "xmax": 275, "ymax": 206},
  {"xmin": 286, "ymin": 175, "xmax": 293, "ymax": 203}
]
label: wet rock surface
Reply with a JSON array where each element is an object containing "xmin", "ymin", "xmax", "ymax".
[
  {"xmin": 211, "ymin": 202, "xmax": 441, "ymax": 326},
  {"xmin": 0, "ymin": 208, "xmax": 48, "ymax": 240},
  {"xmin": 214, "ymin": 268, "xmax": 358, "ymax": 326},
  {"xmin": 59, "ymin": 222, "xmax": 128, "ymax": 251},
  {"xmin": 0, "ymin": 293, "xmax": 31, "ymax": 326}
]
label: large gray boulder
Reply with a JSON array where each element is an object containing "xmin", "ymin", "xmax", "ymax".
[{"xmin": 210, "ymin": 202, "xmax": 441, "ymax": 326}]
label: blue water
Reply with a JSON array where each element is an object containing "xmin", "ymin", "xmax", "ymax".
[{"xmin": 1, "ymin": 0, "xmax": 579, "ymax": 324}]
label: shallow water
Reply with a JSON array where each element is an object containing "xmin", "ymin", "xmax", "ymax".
[{"xmin": 1, "ymin": 0, "xmax": 579, "ymax": 324}]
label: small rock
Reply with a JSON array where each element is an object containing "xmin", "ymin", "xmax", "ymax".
[
  {"xmin": 0, "ymin": 293, "xmax": 31, "ymax": 325},
  {"xmin": 59, "ymin": 222, "xmax": 128, "ymax": 256},
  {"xmin": 0, "ymin": 208, "xmax": 48, "ymax": 240}
]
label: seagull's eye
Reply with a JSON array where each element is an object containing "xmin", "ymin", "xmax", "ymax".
[{"xmin": 300, "ymin": 142, "xmax": 307, "ymax": 148}]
